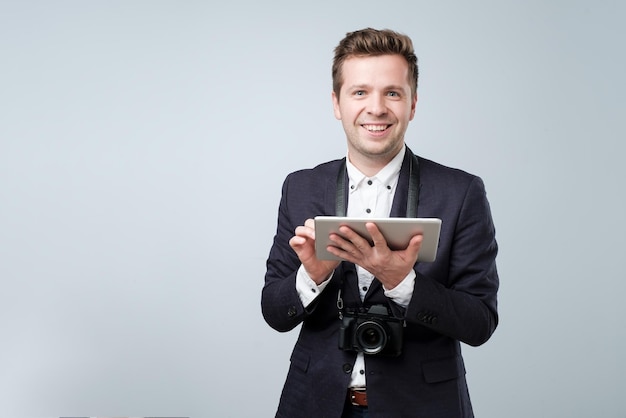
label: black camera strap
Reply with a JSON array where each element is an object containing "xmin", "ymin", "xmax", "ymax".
[{"xmin": 335, "ymin": 147, "xmax": 421, "ymax": 316}]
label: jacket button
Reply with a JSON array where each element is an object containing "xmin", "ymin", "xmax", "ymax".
[
  {"xmin": 343, "ymin": 363, "xmax": 353, "ymax": 374},
  {"xmin": 287, "ymin": 306, "xmax": 297, "ymax": 317}
]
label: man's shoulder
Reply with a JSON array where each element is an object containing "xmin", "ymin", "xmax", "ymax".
[
  {"xmin": 418, "ymin": 156, "xmax": 480, "ymax": 184},
  {"xmin": 286, "ymin": 158, "xmax": 344, "ymax": 180}
]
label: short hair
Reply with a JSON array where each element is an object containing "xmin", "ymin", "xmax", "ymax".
[{"xmin": 332, "ymin": 28, "xmax": 419, "ymax": 99}]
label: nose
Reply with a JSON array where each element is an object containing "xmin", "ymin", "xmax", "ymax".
[{"xmin": 366, "ymin": 93, "xmax": 387, "ymax": 117}]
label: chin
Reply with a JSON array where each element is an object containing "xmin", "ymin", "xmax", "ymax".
[{"xmin": 363, "ymin": 142, "xmax": 401, "ymax": 157}]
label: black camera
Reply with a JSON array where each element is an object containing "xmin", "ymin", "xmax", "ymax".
[{"xmin": 338, "ymin": 304, "xmax": 404, "ymax": 357}]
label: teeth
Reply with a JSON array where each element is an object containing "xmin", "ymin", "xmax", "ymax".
[{"xmin": 363, "ymin": 124, "xmax": 388, "ymax": 131}]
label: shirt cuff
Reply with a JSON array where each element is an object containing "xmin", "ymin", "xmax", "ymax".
[
  {"xmin": 296, "ymin": 265, "xmax": 333, "ymax": 308},
  {"xmin": 383, "ymin": 269, "xmax": 416, "ymax": 309}
]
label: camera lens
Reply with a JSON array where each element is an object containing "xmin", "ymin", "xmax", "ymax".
[{"xmin": 355, "ymin": 320, "xmax": 387, "ymax": 354}]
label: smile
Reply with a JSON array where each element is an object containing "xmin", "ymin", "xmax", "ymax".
[{"xmin": 362, "ymin": 124, "xmax": 391, "ymax": 132}]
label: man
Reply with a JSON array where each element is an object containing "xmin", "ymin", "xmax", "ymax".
[{"xmin": 262, "ymin": 28, "xmax": 499, "ymax": 418}]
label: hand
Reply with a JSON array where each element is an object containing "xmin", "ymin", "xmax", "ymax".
[
  {"xmin": 289, "ymin": 218, "xmax": 340, "ymax": 285},
  {"xmin": 326, "ymin": 222, "xmax": 423, "ymax": 290}
]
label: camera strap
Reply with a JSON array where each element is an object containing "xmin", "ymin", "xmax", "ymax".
[{"xmin": 335, "ymin": 146, "xmax": 421, "ymax": 316}]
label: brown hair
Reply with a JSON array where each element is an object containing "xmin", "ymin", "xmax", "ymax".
[{"xmin": 332, "ymin": 28, "xmax": 418, "ymax": 99}]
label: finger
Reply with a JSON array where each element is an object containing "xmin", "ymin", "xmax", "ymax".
[
  {"xmin": 294, "ymin": 224, "xmax": 315, "ymax": 240},
  {"xmin": 289, "ymin": 235, "xmax": 307, "ymax": 250},
  {"xmin": 337, "ymin": 225, "xmax": 370, "ymax": 249},
  {"xmin": 326, "ymin": 230, "xmax": 359, "ymax": 257},
  {"xmin": 327, "ymin": 232, "xmax": 354, "ymax": 254},
  {"xmin": 328, "ymin": 232, "xmax": 370, "ymax": 264},
  {"xmin": 365, "ymin": 222, "xmax": 388, "ymax": 248},
  {"xmin": 326, "ymin": 242, "xmax": 357, "ymax": 264}
]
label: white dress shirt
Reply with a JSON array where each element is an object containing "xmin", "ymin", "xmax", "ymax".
[{"xmin": 295, "ymin": 146, "xmax": 416, "ymax": 388}]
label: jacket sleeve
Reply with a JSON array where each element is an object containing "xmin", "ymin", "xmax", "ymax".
[
  {"xmin": 262, "ymin": 172, "xmax": 337, "ymax": 332},
  {"xmin": 407, "ymin": 176, "xmax": 499, "ymax": 346},
  {"xmin": 261, "ymin": 173, "xmax": 306, "ymax": 332}
]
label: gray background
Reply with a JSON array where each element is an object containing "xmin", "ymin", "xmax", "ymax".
[{"xmin": 1, "ymin": 1, "xmax": 624, "ymax": 417}]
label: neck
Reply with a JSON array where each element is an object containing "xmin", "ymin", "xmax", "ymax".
[
  {"xmin": 349, "ymin": 157, "xmax": 388, "ymax": 177},
  {"xmin": 348, "ymin": 145, "xmax": 404, "ymax": 177}
]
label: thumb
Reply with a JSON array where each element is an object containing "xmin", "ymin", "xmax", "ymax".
[{"xmin": 407, "ymin": 234, "xmax": 423, "ymax": 258}]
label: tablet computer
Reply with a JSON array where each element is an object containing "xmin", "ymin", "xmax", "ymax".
[{"xmin": 314, "ymin": 216, "xmax": 442, "ymax": 262}]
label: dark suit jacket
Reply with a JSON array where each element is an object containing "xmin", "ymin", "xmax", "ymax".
[{"xmin": 262, "ymin": 150, "xmax": 499, "ymax": 418}]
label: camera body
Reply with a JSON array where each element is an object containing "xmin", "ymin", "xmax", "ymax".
[{"xmin": 338, "ymin": 304, "xmax": 404, "ymax": 357}]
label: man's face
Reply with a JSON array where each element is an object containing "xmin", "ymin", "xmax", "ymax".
[{"xmin": 332, "ymin": 54, "xmax": 417, "ymax": 172}]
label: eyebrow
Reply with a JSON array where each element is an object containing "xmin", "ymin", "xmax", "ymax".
[
  {"xmin": 346, "ymin": 84, "xmax": 408, "ymax": 92},
  {"xmin": 345, "ymin": 84, "xmax": 370, "ymax": 90}
]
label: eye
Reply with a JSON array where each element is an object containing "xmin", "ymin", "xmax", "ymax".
[
  {"xmin": 387, "ymin": 91, "xmax": 399, "ymax": 97},
  {"xmin": 354, "ymin": 90, "xmax": 366, "ymax": 96}
]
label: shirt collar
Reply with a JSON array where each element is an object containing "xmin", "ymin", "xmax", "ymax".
[{"xmin": 346, "ymin": 146, "xmax": 406, "ymax": 191}]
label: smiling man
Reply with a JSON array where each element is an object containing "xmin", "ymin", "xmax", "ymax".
[{"xmin": 262, "ymin": 28, "xmax": 499, "ymax": 418}]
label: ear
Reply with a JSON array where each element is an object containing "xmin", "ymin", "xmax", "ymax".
[
  {"xmin": 409, "ymin": 92, "xmax": 418, "ymax": 121},
  {"xmin": 332, "ymin": 91, "xmax": 342, "ymax": 120}
]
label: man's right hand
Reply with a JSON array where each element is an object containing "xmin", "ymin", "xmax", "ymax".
[{"xmin": 289, "ymin": 218, "xmax": 340, "ymax": 284}]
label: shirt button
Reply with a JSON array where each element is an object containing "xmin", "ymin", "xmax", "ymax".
[
  {"xmin": 367, "ymin": 180, "xmax": 373, "ymax": 185},
  {"xmin": 362, "ymin": 286, "xmax": 368, "ymax": 292},
  {"xmin": 366, "ymin": 208, "xmax": 371, "ymax": 214},
  {"xmin": 359, "ymin": 369, "xmax": 365, "ymax": 375}
]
